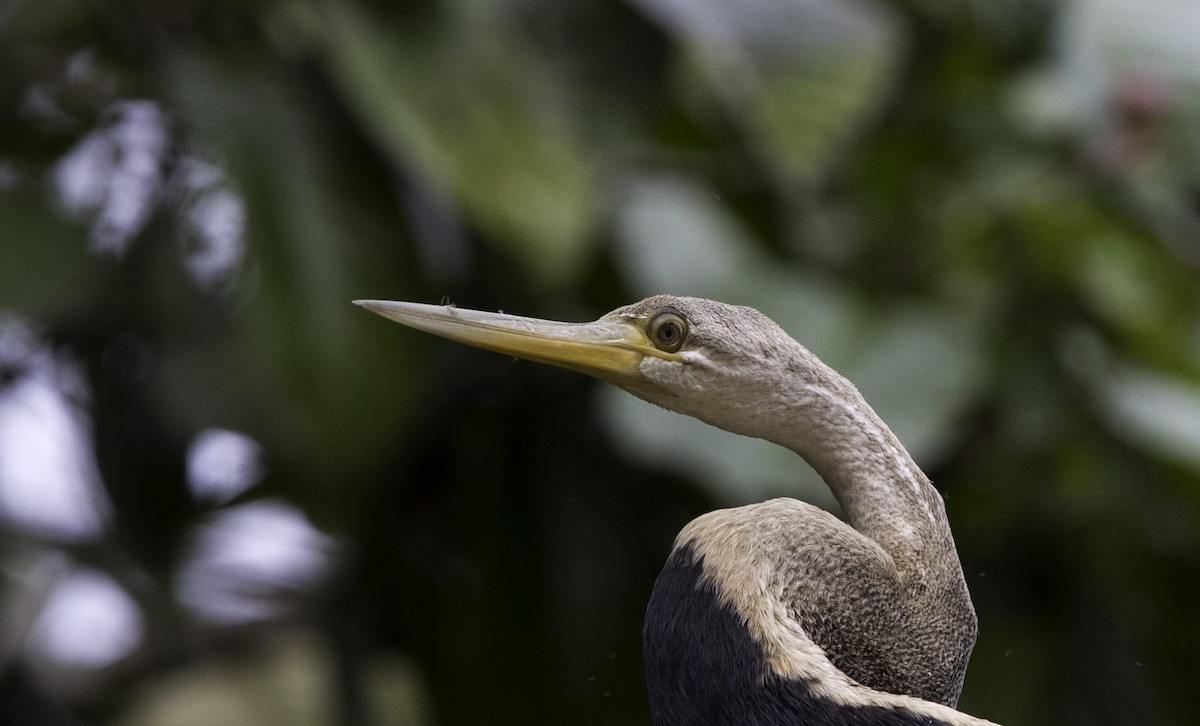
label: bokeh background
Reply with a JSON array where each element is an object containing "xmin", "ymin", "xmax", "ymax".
[{"xmin": 3, "ymin": 0, "xmax": 1200, "ymax": 724}]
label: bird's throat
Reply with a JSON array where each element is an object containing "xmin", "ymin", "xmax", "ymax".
[{"xmin": 770, "ymin": 377, "xmax": 955, "ymax": 568}]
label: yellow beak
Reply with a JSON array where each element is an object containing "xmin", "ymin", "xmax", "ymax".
[{"xmin": 354, "ymin": 300, "xmax": 676, "ymax": 384}]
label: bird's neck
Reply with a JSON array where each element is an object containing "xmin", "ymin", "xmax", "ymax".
[{"xmin": 767, "ymin": 355, "xmax": 954, "ymax": 566}]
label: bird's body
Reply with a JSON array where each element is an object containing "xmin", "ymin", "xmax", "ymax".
[
  {"xmin": 645, "ymin": 502, "xmax": 978, "ymax": 725},
  {"xmin": 356, "ymin": 295, "xmax": 999, "ymax": 726}
]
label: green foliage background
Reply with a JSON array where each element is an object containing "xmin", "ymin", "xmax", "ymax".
[{"xmin": 3, "ymin": 0, "xmax": 1200, "ymax": 724}]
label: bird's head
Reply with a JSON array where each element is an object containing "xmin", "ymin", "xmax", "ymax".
[{"xmin": 354, "ymin": 295, "xmax": 817, "ymax": 440}]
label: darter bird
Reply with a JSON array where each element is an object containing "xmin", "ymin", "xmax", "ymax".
[{"xmin": 356, "ymin": 295, "xmax": 1000, "ymax": 726}]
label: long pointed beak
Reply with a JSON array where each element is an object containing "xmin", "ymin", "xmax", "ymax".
[{"xmin": 354, "ymin": 300, "xmax": 675, "ymax": 384}]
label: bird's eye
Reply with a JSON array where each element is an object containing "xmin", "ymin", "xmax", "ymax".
[{"xmin": 648, "ymin": 310, "xmax": 688, "ymax": 353}]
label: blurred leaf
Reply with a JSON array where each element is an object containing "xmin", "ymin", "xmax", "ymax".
[
  {"xmin": 1100, "ymin": 363, "xmax": 1200, "ymax": 472},
  {"xmin": 311, "ymin": 0, "xmax": 602, "ymax": 284},
  {"xmin": 752, "ymin": 53, "xmax": 892, "ymax": 173},
  {"xmin": 614, "ymin": 174, "xmax": 753, "ymax": 296},
  {"xmin": 1075, "ymin": 234, "xmax": 1180, "ymax": 336},
  {"xmin": 636, "ymin": 0, "xmax": 901, "ymax": 175},
  {"xmin": 842, "ymin": 305, "xmax": 987, "ymax": 464}
]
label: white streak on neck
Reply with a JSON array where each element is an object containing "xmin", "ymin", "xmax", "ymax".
[{"xmin": 761, "ymin": 370, "xmax": 947, "ymax": 555}]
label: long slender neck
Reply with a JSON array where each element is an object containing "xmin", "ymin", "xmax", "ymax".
[
  {"xmin": 734, "ymin": 349, "xmax": 955, "ymax": 569},
  {"xmin": 788, "ymin": 380, "xmax": 948, "ymax": 554}
]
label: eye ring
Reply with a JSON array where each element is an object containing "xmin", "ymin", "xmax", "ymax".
[{"xmin": 648, "ymin": 309, "xmax": 688, "ymax": 353}]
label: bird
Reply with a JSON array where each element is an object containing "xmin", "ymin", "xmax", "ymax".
[{"xmin": 356, "ymin": 294, "xmax": 1000, "ymax": 726}]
